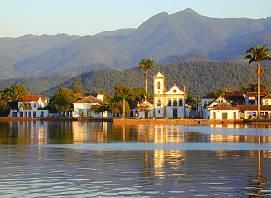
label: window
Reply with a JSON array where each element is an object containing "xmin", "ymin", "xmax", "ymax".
[
  {"xmin": 158, "ymin": 110, "xmax": 161, "ymax": 114},
  {"xmin": 173, "ymin": 89, "xmax": 177, "ymax": 93},
  {"xmin": 168, "ymin": 100, "xmax": 172, "ymax": 106},
  {"xmin": 179, "ymin": 99, "xmax": 183, "ymax": 106},
  {"xmin": 157, "ymin": 82, "xmax": 161, "ymax": 89},
  {"xmin": 173, "ymin": 100, "xmax": 178, "ymax": 107},
  {"xmin": 157, "ymin": 99, "xmax": 161, "ymax": 107}
]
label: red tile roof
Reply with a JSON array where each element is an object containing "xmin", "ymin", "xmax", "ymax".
[
  {"xmin": 237, "ymin": 105, "xmax": 271, "ymax": 111},
  {"xmin": 212, "ymin": 104, "xmax": 238, "ymax": 110},
  {"xmin": 74, "ymin": 95, "xmax": 102, "ymax": 104},
  {"xmin": 245, "ymin": 92, "xmax": 268, "ymax": 97},
  {"xmin": 263, "ymin": 95, "xmax": 271, "ymax": 99},
  {"xmin": 20, "ymin": 95, "xmax": 40, "ymax": 102}
]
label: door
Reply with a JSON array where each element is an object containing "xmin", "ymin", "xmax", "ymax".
[
  {"xmin": 173, "ymin": 109, "xmax": 178, "ymax": 118},
  {"xmin": 12, "ymin": 112, "xmax": 17, "ymax": 117},
  {"xmin": 213, "ymin": 112, "xmax": 216, "ymax": 120},
  {"xmin": 145, "ymin": 111, "xmax": 148, "ymax": 119},
  {"xmin": 222, "ymin": 112, "xmax": 228, "ymax": 120},
  {"xmin": 233, "ymin": 112, "xmax": 237, "ymax": 120}
]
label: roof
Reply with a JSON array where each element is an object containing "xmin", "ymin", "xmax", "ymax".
[
  {"xmin": 244, "ymin": 92, "xmax": 268, "ymax": 97},
  {"xmin": 212, "ymin": 104, "xmax": 238, "ymax": 110},
  {"xmin": 237, "ymin": 105, "xmax": 271, "ymax": 111},
  {"xmin": 263, "ymin": 95, "xmax": 271, "ymax": 99},
  {"xmin": 74, "ymin": 95, "xmax": 102, "ymax": 104},
  {"xmin": 201, "ymin": 93, "xmax": 215, "ymax": 99},
  {"xmin": 155, "ymin": 72, "xmax": 164, "ymax": 78},
  {"xmin": 20, "ymin": 95, "xmax": 40, "ymax": 102}
]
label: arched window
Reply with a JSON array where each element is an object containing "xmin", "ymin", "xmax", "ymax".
[
  {"xmin": 157, "ymin": 99, "xmax": 161, "ymax": 107},
  {"xmin": 157, "ymin": 82, "xmax": 161, "ymax": 89},
  {"xmin": 173, "ymin": 100, "xmax": 178, "ymax": 106},
  {"xmin": 168, "ymin": 100, "xmax": 172, "ymax": 107},
  {"xmin": 179, "ymin": 99, "xmax": 183, "ymax": 106}
]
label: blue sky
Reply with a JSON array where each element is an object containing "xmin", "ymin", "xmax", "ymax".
[{"xmin": 1, "ymin": 0, "xmax": 271, "ymax": 37}]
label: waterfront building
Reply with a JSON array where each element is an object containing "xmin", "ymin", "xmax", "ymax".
[
  {"xmin": 209, "ymin": 104, "xmax": 239, "ymax": 120},
  {"xmin": 72, "ymin": 94, "xmax": 108, "ymax": 118},
  {"xmin": 153, "ymin": 72, "xmax": 186, "ymax": 118},
  {"xmin": 237, "ymin": 105, "xmax": 271, "ymax": 119},
  {"xmin": 9, "ymin": 95, "xmax": 49, "ymax": 118},
  {"xmin": 262, "ymin": 95, "xmax": 271, "ymax": 105}
]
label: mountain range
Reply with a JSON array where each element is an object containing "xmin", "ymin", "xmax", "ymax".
[{"xmin": 0, "ymin": 8, "xmax": 271, "ymax": 79}]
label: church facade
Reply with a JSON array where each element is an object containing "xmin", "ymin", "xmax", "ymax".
[{"xmin": 153, "ymin": 72, "xmax": 186, "ymax": 118}]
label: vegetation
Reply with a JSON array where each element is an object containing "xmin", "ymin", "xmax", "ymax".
[
  {"xmin": 48, "ymin": 87, "xmax": 80, "ymax": 114},
  {"xmin": 138, "ymin": 59, "xmax": 155, "ymax": 94},
  {"xmin": 0, "ymin": 84, "xmax": 29, "ymax": 116},
  {"xmin": 245, "ymin": 45, "xmax": 271, "ymax": 117}
]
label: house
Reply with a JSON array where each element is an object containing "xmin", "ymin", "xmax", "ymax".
[
  {"xmin": 262, "ymin": 95, "xmax": 271, "ymax": 105},
  {"xmin": 137, "ymin": 100, "xmax": 154, "ymax": 118},
  {"xmin": 209, "ymin": 104, "xmax": 239, "ymax": 120},
  {"xmin": 237, "ymin": 105, "xmax": 271, "ymax": 119},
  {"xmin": 200, "ymin": 96, "xmax": 231, "ymax": 119},
  {"xmin": 243, "ymin": 92, "xmax": 268, "ymax": 105},
  {"xmin": 153, "ymin": 72, "xmax": 186, "ymax": 118},
  {"xmin": 9, "ymin": 95, "xmax": 49, "ymax": 118},
  {"xmin": 198, "ymin": 94, "xmax": 215, "ymax": 118},
  {"xmin": 72, "ymin": 94, "xmax": 108, "ymax": 118}
]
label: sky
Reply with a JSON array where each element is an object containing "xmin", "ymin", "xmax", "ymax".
[{"xmin": 1, "ymin": 0, "xmax": 271, "ymax": 37}]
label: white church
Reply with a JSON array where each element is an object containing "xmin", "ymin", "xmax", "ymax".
[{"xmin": 138, "ymin": 72, "xmax": 187, "ymax": 118}]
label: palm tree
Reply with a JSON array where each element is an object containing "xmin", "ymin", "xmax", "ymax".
[
  {"xmin": 245, "ymin": 45, "xmax": 271, "ymax": 118},
  {"xmin": 138, "ymin": 59, "xmax": 155, "ymax": 95}
]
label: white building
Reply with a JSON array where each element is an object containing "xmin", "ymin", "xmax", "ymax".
[
  {"xmin": 153, "ymin": 72, "xmax": 186, "ymax": 118},
  {"xmin": 237, "ymin": 105, "xmax": 271, "ymax": 119},
  {"xmin": 209, "ymin": 104, "xmax": 239, "ymax": 120},
  {"xmin": 9, "ymin": 95, "xmax": 49, "ymax": 118},
  {"xmin": 72, "ymin": 94, "xmax": 108, "ymax": 118},
  {"xmin": 198, "ymin": 95, "xmax": 215, "ymax": 118},
  {"xmin": 199, "ymin": 96, "xmax": 230, "ymax": 119},
  {"xmin": 137, "ymin": 100, "xmax": 154, "ymax": 118},
  {"xmin": 262, "ymin": 95, "xmax": 271, "ymax": 105}
]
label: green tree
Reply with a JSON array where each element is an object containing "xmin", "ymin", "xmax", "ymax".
[
  {"xmin": 241, "ymin": 83, "xmax": 269, "ymax": 93},
  {"xmin": 72, "ymin": 78, "xmax": 84, "ymax": 94},
  {"xmin": 0, "ymin": 84, "xmax": 29, "ymax": 116},
  {"xmin": 91, "ymin": 104, "xmax": 109, "ymax": 118},
  {"xmin": 245, "ymin": 45, "xmax": 271, "ymax": 118},
  {"xmin": 138, "ymin": 58, "xmax": 155, "ymax": 94},
  {"xmin": 49, "ymin": 87, "xmax": 78, "ymax": 114}
]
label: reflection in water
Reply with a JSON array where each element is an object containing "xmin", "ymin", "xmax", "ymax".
[
  {"xmin": 0, "ymin": 121, "xmax": 271, "ymax": 196},
  {"xmin": 1, "ymin": 121, "xmax": 271, "ymax": 145}
]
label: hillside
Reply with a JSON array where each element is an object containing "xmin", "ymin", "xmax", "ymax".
[
  {"xmin": 0, "ymin": 9, "xmax": 271, "ymax": 79},
  {"xmin": 43, "ymin": 61, "xmax": 271, "ymax": 96}
]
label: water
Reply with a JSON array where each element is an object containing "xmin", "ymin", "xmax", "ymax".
[{"xmin": 1, "ymin": 121, "xmax": 271, "ymax": 197}]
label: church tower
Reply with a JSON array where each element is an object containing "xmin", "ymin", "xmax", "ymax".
[{"xmin": 154, "ymin": 72, "xmax": 165, "ymax": 95}]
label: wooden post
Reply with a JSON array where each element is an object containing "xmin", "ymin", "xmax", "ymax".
[
  {"xmin": 257, "ymin": 64, "xmax": 261, "ymax": 119},
  {"xmin": 122, "ymin": 98, "xmax": 125, "ymax": 118}
]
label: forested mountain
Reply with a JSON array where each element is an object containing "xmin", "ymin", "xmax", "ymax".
[
  {"xmin": 0, "ymin": 8, "xmax": 271, "ymax": 79},
  {"xmin": 2, "ymin": 61, "xmax": 269, "ymax": 96}
]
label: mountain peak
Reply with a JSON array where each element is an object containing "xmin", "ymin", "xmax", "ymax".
[{"xmin": 174, "ymin": 8, "xmax": 200, "ymax": 16}]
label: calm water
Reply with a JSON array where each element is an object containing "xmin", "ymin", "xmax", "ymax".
[{"xmin": 1, "ymin": 121, "xmax": 271, "ymax": 197}]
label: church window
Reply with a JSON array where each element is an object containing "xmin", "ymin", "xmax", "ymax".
[
  {"xmin": 167, "ymin": 100, "xmax": 172, "ymax": 106},
  {"xmin": 157, "ymin": 99, "xmax": 161, "ymax": 107},
  {"xmin": 173, "ymin": 100, "xmax": 178, "ymax": 106},
  {"xmin": 157, "ymin": 82, "xmax": 161, "ymax": 89},
  {"xmin": 179, "ymin": 99, "xmax": 183, "ymax": 106}
]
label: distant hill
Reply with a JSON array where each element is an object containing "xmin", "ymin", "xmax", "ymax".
[
  {"xmin": 0, "ymin": 9, "xmax": 271, "ymax": 79},
  {"xmin": 44, "ymin": 61, "xmax": 271, "ymax": 96}
]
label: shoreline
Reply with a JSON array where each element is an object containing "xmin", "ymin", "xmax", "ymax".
[{"xmin": 0, "ymin": 117, "xmax": 270, "ymax": 125}]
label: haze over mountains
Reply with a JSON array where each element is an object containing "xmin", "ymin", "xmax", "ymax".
[{"xmin": 0, "ymin": 8, "xmax": 271, "ymax": 80}]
